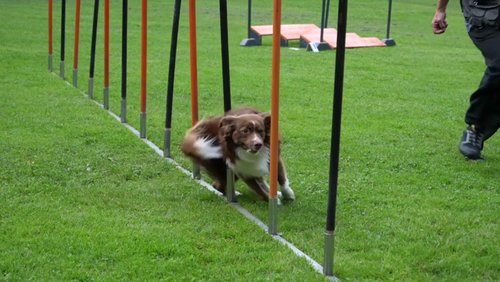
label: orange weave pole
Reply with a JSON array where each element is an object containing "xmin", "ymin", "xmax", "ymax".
[
  {"xmin": 104, "ymin": 0, "xmax": 110, "ymax": 87},
  {"xmin": 269, "ymin": 0, "xmax": 282, "ymax": 199},
  {"xmin": 140, "ymin": 0, "xmax": 147, "ymax": 113},
  {"xmin": 48, "ymin": 0, "xmax": 53, "ymax": 55},
  {"xmin": 189, "ymin": 0, "xmax": 199, "ymax": 126},
  {"xmin": 73, "ymin": 0, "xmax": 81, "ymax": 70}
]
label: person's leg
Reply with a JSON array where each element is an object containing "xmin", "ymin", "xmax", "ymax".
[
  {"xmin": 465, "ymin": 31, "xmax": 500, "ymax": 138},
  {"xmin": 460, "ymin": 15, "xmax": 500, "ymax": 159}
]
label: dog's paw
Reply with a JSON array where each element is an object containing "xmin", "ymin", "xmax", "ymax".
[{"xmin": 280, "ymin": 182, "xmax": 295, "ymax": 201}]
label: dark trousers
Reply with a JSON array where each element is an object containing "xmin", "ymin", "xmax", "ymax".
[{"xmin": 465, "ymin": 12, "xmax": 500, "ymax": 140}]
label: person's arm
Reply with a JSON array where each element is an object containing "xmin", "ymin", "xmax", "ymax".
[{"xmin": 432, "ymin": 0, "xmax": 450, "ymax": 34}]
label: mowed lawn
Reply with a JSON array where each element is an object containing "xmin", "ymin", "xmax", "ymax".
[{"xmin": 1, "ymin": 0, "xmax": 499, "ymax": 281}]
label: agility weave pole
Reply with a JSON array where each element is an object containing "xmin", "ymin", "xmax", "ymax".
[
  {"xmin": 140, "ymin": 0, "xmax": 147, "ymax": 139},
  {"xmin": 188, "ymin": 0, "xmax": 201, "ymax": 179},
  {"xmin": 121, "ymin": 0, "xmax": 128, "ymax": 123},
  {"xmin": 268, "ymin": 0, "xmax": 282, "ymax": 236},
  {"xmin": 323, "ymin": 0, "xmax": 348, "ymax": 277},
  {"xmin": 48, "ymin": 0, "xmax": 53, "ymax": 72},
  {"xmin": 163, "ymin": 0, "xmax": 181, "ymax": 159},
  {"xmin": 103, "ymin": 0, "xmax": 110, "ymax": 109},
  {"xmin": 88, "ymin": 0, "xmax": 99, "ymax": 99},
  {"xmin": 60, "ymin": 0, "xmax": 66, "ymax": 78},
  {"xmin": 72, "ymin": 0, "xmax": 81, "ymax": 87}
]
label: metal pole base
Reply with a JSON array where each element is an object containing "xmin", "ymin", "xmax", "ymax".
[
  {"xmin": 225, "ymin": 168, "xmax": 236, "ymax": 202},
  {"xmin": 163, "ymin": 128, "xmax": 171, "ymax": 158},
  {"xmin": 120, "ymin": 98, "xmax": 127, "ymax": 123},
  {"xmin": 382, "ymin": 38, "xmax": 396, "ymax": 47},
  {"xmin": 140, "ymin": 112, "xmax": 146, "ymax": 138},
  {"xmin": 306, "ymin": 42, "xmax": 333, "ymax": 52},
  {"xmin": 103, "ymin": 87, "xmax": 109, "ymax": 110},
  {"xmin": 240, "ymin": 38, "xmax": 260, "ymax": 47},
  {"xmin": 88, "ymin": 78, "xmax": 94, "ymax": 99},
  {"xmin": 268, "ymin": 197, "xmax": 279, "ymax": 235},
  {"xmin": 48, "ymin": 54, "xmax": 53, "ymax": 72},
  {"xmin": 60, "ymin": 60, "xmax": 65, "ymax": 79},
  {"xmin": 192, "ymin": 163, "xmax": 201, "ymax": 180},
  {"xmin": 323, "ymin": 230, "xmax": 336, "ymax": 276},
  {"xmin": 73, "ymin": 69, "xmax": 78, "ymax": 87}
]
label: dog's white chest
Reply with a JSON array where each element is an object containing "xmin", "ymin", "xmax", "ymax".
[{"xmin": 227, "ymin": 147, "xmax": 269, "ymax": 178}]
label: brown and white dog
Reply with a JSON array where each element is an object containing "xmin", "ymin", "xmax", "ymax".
[{"xmin": 181, "ymin": 107, "xmax": 295, "ymax": 202}]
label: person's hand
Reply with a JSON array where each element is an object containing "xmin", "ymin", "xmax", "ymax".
[{"xmin": 432, "ymin": 10, "xmax": 448, "ymax": 34}]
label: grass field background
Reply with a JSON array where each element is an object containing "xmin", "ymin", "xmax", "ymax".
[{"xmin": 1, "ymin": 0, "xmax": 499, "ymax": 280}]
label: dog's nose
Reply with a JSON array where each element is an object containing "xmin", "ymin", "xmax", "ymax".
[{"xmin": 253, "ymin": 142, "xmax": 262, "ymax": 151}]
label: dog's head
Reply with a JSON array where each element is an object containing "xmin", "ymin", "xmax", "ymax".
[{"xmin": 219, "ymin": 113, "xmax": 271, "ymax": 153}]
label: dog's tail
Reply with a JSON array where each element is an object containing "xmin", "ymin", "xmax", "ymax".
[{"xmin": 181, "ymin": 130, "xmax": 223, "ymax": 160}]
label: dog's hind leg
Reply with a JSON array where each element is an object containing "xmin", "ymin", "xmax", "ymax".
[{"xmin": 199, "ymin": 158, "xmax": 227, "ymax": 195}]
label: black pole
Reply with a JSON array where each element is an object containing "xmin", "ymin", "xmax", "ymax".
[
  {"xmin": 219, "ymin": 0, "xmax": 231, "ymax": 112},
  {"xmin": 324, "ymin": 0, "xmax": 348, "ymax": 277},
  {"xmin": 325, "ymin": 0, "xmax": 331, "ymax": 28},
  {"xmin": 247, "ymin": 0, "xmax": 252, "ymax": 38},
  {"xmin": 326, "ymin": 0, "xmax": 347, "ymax": 233},
  {"xmin": 60, "ymin": 0, "xmax": 66, "ymax": 78},
  {"xmin": 163, "ymin": 0, "xmax": 182, "ymax": 158},
  {"xmin": 386, "ymin": 0, "xmax": 392, "ymax": 39},
  {"xmin": 320, "ymin": 0, "xmax": 326, "ymax": 42},
  {"xmin": 383, "ymin": 0, "xmax": 396, "ymax": 46},
  {"xmin": 88, "ymin": 0, "xmax": 99, "ymax": 98},
  {"xmin": 121, "ymin": 0, "xmax": 128, "ymax": 122}
]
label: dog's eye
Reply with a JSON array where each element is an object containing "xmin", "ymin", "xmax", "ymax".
[{"xmin": 241, "ymin": 128, "xmax": 250, "ymax": 134}]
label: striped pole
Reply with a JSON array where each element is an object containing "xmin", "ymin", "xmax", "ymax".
[
  {"xmin": 121, "ymin": 0, "xmax": 128, "ymax": 123},
  {"xmin": 103, "ymin": 0, "xmax": 110, "ymax": 109},
  {"xmin": 189, "ymin": 0, "xmax": 200, "ymax": 179},
  {"xmin": 163, "ymin": 0, "xmax": 182, "ymax": 158},
  {"xmin": 48, "ymin": 0, "xmax": 53, "ymax": 72},
  {"xmin": 324, "ymin": 0, "xmax": 348, "ymax": 277},
  {"xmin": 72, "ymin": 0, "xmax": 81, "ymax": 87},
  {"xmin": 268, "ymin": 0, "xmax": 282, "ymax": 235},
  {"xmin": 140, "ymin": 0, "xmax": 148, "ymax": 138},
  {"xmin": 60, "ymin": 0, "xmax": 66, "ymax": 79},
  {"xmin": 88, "ymin": 0, "xmax": 99, "ymax": 99}
]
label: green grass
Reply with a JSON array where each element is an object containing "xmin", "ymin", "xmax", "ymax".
[{"xmin": 1, "ymin": 0, "xmax": 499, "ymax": 281}]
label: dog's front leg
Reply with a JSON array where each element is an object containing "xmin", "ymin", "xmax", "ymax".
[
  {"xmin": 278, "ymin": 157, "xmax": 295, "ymax": 200},
  {"xmin": 242, "ymin": 178, "xmax": 270, "ymax": 201}
]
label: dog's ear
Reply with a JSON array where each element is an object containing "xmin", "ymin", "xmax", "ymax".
[
  {"xmin": 260, "ymin": 112, "xmax": 271, "ymax": 134},
  {"xmin": 219, "ymin": 116, "xmax": 236, "ymax": 139}
]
